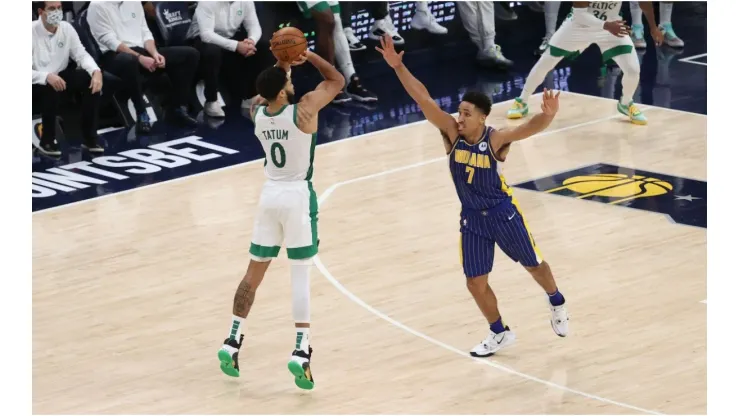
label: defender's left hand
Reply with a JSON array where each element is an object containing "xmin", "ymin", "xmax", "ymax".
[{"xmin": 541, "ymin": 88, "xmax": 561, "ymax": 116}]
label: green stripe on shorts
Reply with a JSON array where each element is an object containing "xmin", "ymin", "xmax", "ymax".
[
  {"xmin": 286, "ymin": 182, "xmax": 319, "ymax": 260},
  {"xmin": 250, "ymin": 243, "xmax": 280, "ymax": 258},
  {"xmin": 601, "ymin": 45, "xmax": 633, "ymax": 63},
  {"xmin": 297, "ymin": 1, "xmax": 330, "ymax": 17}
]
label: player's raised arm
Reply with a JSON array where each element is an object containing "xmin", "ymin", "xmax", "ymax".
[
  {"xmin": 296, "ymin": 51, "xmax": 345, "ymax": 128},
  {"xmin": 375, "ymin": 34, "xmax": 459, "ymax": 142},
  {"xmin": 491, "ymin": 89, "xmax": 560, "ymax": 148}
]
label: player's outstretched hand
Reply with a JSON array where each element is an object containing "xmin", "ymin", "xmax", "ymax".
[
  {"xmin": 604, "ymin": 20, "xmax": 629, "ymax": 37},
  {"xmin": 375, "ymin": 33, "xmax": 405, "ymax": 69},
  {"xmin": 541, "ymin": 88, "xmax": 561, "ymax": 116}
]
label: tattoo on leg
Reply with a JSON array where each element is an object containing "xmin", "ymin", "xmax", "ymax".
[{"xmin": 233, "ymin": 280, "xmax": 256, "ymax": 317}]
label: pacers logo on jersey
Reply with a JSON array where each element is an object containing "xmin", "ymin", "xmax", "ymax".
[{"xmin": 513, "ymin": 163, "xmax": 706, "ymax": 228}]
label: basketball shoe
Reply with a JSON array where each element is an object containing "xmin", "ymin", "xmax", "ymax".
[
  {"xmin": 659, "ymin": 23, "xmax": 685, "ymax": 48},
  {"xmin": 470, "ymin": 327, "xmax": 516, "ymax": 357},
  {"xmin": 288, "ymin": 346, "xmax": 315, "ymax": 390},
  {"xmin": 506, "ymin": 98, "xmax": 529, "ymax": 119},
  {"xmin": 549, "ymin": 299, "xmax": 569, "ymax": 337},
  {"xmin": 217, "ymin": 334, "xmax": 244, "ymax": 377},
  {"xmin": 631, "ymin": 24, "xmax": 648, "ymax": 49},
  {"xmin": 617, "ymin": 101, "xmax": 647, "ymax": 125}
]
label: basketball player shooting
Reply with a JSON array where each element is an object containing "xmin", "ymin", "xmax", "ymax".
[
  {"xmin": 376, "ymin": 34, "xmax": 569, "ymax": 357},
  {"xmin": 217, "ymin": 36, "xmax": 344, "ymax": 389},
  {"xmin": 508, "ymin": 1, "xmax": 664, "ymax": 125}
]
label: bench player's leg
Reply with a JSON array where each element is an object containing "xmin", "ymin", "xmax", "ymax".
[
  {"xmin": 460, "ymin": 216, "xmax": 516, "ymax": 357},
  {"xmin": 507, "ymin": 20, "xmax": 589, "ymax": 119},
  {"xmin": 217, "ymin": 200, "xmax": 283, "ymax": 377},
  {"xmin": 284, "ymin": 182, "xmax": 319, "ymax": 390},
  {"xmin": 598, "ymin": 33, "xmax": 647, "ymax": 125},
  {"xmin": 494, "ymin": 203, "xmax": 569, "ymax": 337}
]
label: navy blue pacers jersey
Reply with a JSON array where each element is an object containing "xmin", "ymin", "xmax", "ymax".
[{"xmin": 448, "ymin": 126, "xmax": 543, "ymax": 278}]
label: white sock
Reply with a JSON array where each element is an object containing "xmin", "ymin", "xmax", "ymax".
[
  {"xmin": 520, "ymin": 53, "xmax": 563, "ymax": 102},
  {"xmin": 630, "ymin": 1, "xmax": 643, "ymax": 26},
  {"xmin": 228, "ymin": 315, "xmax": 244, "ymax": 342},
  {"xmin": 295, "ymin": 328, "xmax": 310, "ymax": 352},
  {"xmin": 415, "ymin": 1, "xmax": 429, "ymax": 13},
  {"xmin": 612, "ymin": 50, "xmax": 641, "ymax": 106},
  {"xmin": 660, "ymin": 2, "xmax": 673, "ymax": 25},
  {"xmin": 333, "ymin": 13, "xmax": 356, "ymax": 83},
  {"xmin": 544, "ymin": 1, "xmax": 560, "ymax": 37}
]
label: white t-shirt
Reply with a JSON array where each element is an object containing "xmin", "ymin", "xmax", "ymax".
[
  {"xmin": 87, "ymin": 1, "xmax": 154, "ymax": 54},
  {"xmin": 188, "ymin": 1, "xmax": 262, "ymax": 52},
  {"xmin": 32, "ymin": 19, "xmax": 99, "ymax": 85}
]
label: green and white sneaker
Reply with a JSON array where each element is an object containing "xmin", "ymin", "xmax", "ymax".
[
  {"xmin": 288, "ymin": 346, "xmax": 314, "ymax": 390},
  {"xmin": 617, "ymin": 101, "xmax": 647, "ymax": 125},
  {"xmin": 631, "ymin": 24, "xmax": 647, "ymax": 49},
  {"xmin": 217, "ymin": 334, "xmax": 244, "ymax": 377},
  {"xmin": 660, "ymin": 23, "xmax": 684, "ymax": 48},
  {"xmin": 506, "ymin": 97, "xmax": 529, "ymax": 119}
]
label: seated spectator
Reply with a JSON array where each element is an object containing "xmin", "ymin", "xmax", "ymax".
[
  {"xmin": 187, "ymin": 1, "xmax": 267, "ymax": 118},
  {"xmin": 296, "ymin": 1, "xmax": 377, "ymax": 104},
  {"xmin": 32, "ymin": 1, "xmax": 104, "ymax": 157},
  {"xmin": 87, "ymin": 1, "xmax": 200, "ymax": 134},
  {"xmin": 458, "ymin": 1, "xmax": 512, "ymax": 68}
]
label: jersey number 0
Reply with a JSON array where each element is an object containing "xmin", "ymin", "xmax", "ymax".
[{"xmin": 271, "ymin": 143, "xmax": 286, "ymax": 168}]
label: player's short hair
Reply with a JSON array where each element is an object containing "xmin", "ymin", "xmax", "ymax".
[
  {"xmin": 256, "ymin": 67, "xmax": 288, "ymax": 101},
  {"xmin": 461, "ymin": 91, "xmax": 492, "ymax": 116}
]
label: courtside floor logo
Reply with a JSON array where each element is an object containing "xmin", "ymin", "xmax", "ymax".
[{"xmin": 513, "ymin": 163, "xmax": 706, "ymax": 228}]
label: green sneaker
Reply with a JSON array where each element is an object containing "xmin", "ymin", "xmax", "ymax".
[
  {"xmin": 287, "ymin": 346, "xmax": 314, "ymax": 390},
  {"xmin": 506, "ymin": 97, "xmax": 529, "ymax": 119},
  {"xmin": 617, "ymin": 101, "xmax": 647, "ymax": 125},
  {"xmin": 217, "ymin": 334, "xmax": 244, "ymax": 377},
  {"xmin": 631, "ymin": 24, "xmax": 647, "ymax": 49}
]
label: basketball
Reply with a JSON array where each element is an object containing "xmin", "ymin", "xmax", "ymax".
[{"xmin": 270, "ymin": 27, "xmax": 307, "ymax": 63}]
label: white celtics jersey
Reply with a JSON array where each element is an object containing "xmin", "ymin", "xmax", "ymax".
[
  {"xmin": 253, "ymin": 104, "xmax": 317, "ymax": 182},
  {"xmin": 586, "ymin": 2, "xmax": 622, "ymax": 22}
]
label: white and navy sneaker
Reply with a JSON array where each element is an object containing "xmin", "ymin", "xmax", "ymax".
[
  {"xmin": 549, "ymin": 299, "xmax": 569, "ymax": 337},
  {"xmin": 369, "ymin": 15, "xmax": 404, "ymax": 45},
  {"xmin": 344, "ymin": 27, "xmax": 366, "ymax": 52},
  {"xmin": 470, "ymin": 327, "xmax": 516, "ymax": 357},
  {"xmin": 410, "ymin": 10, "xmax": 448, "ymax": 34}
]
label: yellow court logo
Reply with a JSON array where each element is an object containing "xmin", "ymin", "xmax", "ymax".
[{"xmin": 545, "ymin": 173, "xmax": 673, "ymax": 205}]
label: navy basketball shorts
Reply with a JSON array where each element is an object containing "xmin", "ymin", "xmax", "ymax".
[{"xmin": 459, "ymin": 202, "xmax": 543, "ymax": 278}]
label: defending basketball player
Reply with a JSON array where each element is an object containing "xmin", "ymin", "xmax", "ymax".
[
  {"xmin": 217, "ymin": 45, "xmax": 344, "ymax": 389},
  {"xmin": 508, "ymin": 2, "xmax": 664, "ymax": 125},
  {"xmin": 376, "ymin": 34, "xmax": 568, "ymax": 357}
]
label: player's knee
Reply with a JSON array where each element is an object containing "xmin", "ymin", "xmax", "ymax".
[
  {"xmin": 524, "ymin": 260, "xmax": 548, "ymax": 274},
  {"xmin": 466, "ymin": 275, "xmax": 488, "ymax": 295}
]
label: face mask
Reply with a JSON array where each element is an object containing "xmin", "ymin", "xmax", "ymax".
[{"xmin": 45, "ymin": 9, "xmax": 63, "ymax": 26}]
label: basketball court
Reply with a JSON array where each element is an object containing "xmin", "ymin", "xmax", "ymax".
[{"xmin": 32, "ymin": 92, "xmax": 706, "ymax": 414}]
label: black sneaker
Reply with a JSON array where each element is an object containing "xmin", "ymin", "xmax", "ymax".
[
  {"xmin": 344, "ymin": 27, "xmax": 366, "ymax": 52},
  {"xmin": 332, "ymin": 90, "xmax": 352, "ymax": 104},
  {"xmin": 287, "ymin": 346, "xmax": 314, "ymax": 390},
  {"xmin": 34, "ymin": 139, "xmax": 61, "ymax": 157},
  {"xmin": 346, "ymin": 75, "xmax": 378, "ymax": 103},
  {"xmin": 217, "ymin": 334, "xmax": 244, "ymax": 377},
  {"xmin": 82, "ymin": 137, "xmax": 104, "ymax": 154},
  {"xmin": 136, "ymin": 112, "xmax": 152, "ymax": 135},
  {"xmin": 170, "ymin": 106, "xmax": 198, "ymax": 127}
]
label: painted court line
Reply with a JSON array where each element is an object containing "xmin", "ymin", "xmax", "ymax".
[
  {"xmin": 678, "ymin": 53, "xmax": 708, "ymax": 66},
  {"xmin": 314, "ymin": 115, "xmax": 663, "ymax": 415}
]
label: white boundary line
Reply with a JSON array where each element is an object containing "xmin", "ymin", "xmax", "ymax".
[
  {"xmin": 32, "ymin": 91, "xmax": 707, "ymax": 216},
  {"xmin": 313, "ymin": 114, "xmax": 664, "ymax": 415},
  {"xmin": 678, "ymin": 53, "xmax": 708, "ymax": 66}
]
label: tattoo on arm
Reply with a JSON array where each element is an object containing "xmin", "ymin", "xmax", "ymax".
[{"xmin": 233, "ymin": 280, "xmax": 256, "ymax": 317}]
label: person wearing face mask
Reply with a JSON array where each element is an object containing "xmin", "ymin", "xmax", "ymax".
[
  {"xmin": 32, "ymin": 1, "xmax": 104, "ymax": 157},
  {"xmin": 87, "ymin": 1, "xmax": 200, "ymax": 134}
]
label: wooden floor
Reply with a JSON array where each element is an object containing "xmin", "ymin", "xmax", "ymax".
[{"xmin": 32, "ymin": 93, "xmax": 706, "ymax": 414}]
